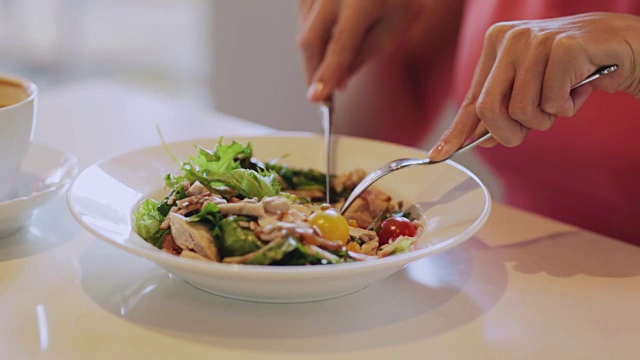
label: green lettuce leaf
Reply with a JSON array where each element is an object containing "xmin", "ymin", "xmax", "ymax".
[
  {"xmin": 187, "ymin": 202, "xmax": 222, "ymax": 223},
  {"xmin": 208, "ymin": 137, "xmax": 252, "ymax": 163},
  {"xmin": 384, "ymin": 237, "xmax": 416, "ymax": 255},
  {"xmin": 147, "ymin": 229, "xmax": 169, "ymax": 249},
  {"xmin": 157, "ymin": 184, "xmax": 187, "ymax": 217},
  {"xmin": 245, "ymin": 236, "xmax": 298, "ymax": 265},
  {"xmin": 133, "ymin": 199, "xmax": 165, "ymax": 240},
  {"xmin": 218, "ymin": 216, "xmax": 264, "ymax": 258},
  {"xmin": 182, "ymin": 167, "xmax": 279, "ymax": 200},
  {"xmin": 186, "ymin": 138, "xmax": 251, "ymax": 175},
  {"xmin": 265, "ymin": 162, "xmax": 326, "ymax": 191},
  {"xmin": 164, "ymin": 137, "xmax": 278, "ymax": 199}
]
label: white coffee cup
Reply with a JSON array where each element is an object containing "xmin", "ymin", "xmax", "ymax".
[{"xmin": 0, "ymin": 74, "xmax": 37, "ymax": 201}]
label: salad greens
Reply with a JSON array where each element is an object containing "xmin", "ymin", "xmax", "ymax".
[
  {"xmin": 133, "ymin": 136, "xmax": 420, "ymax": 265},
  {"xmin": 243, "ymin": 237, "xmax": 298, "ymax": 265},
  {"xmin": 218, "ymin": 216, "xmax": 264, "ymax": 257},
  {"xmin": 264, "ymin": 163, "xmax": 343, "ymax": 203},
  {"xmin": 163, "ymin": 138, "xmax": 280, "ymax": 200},
  {"xmin": 133, "ymin": 198, "xmax": 163, "ymax": 239}
]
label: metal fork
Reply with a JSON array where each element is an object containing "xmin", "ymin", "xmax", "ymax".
[{"xmin": 340, "ymin": 65, "xmax": 618, "ymax": 214}]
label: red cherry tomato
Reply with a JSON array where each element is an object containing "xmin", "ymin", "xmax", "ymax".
[{"xmin": 377, "ymin": 216, "xmax": 416, "ymax": 245}]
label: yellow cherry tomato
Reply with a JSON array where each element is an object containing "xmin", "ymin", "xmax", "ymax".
[{"xmin": 308, "ymin": 208, "xmax": 350, "ymax": 245}]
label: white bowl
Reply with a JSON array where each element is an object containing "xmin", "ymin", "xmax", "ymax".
[{"xmin": 67, "ymin": 132, "xmax": 491, "ymax": 303}]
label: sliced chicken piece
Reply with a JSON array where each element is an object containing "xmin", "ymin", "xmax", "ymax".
[
  {"xmin": 361, "ymin": 187, "xmax": 393, "ymax": 215},
  {"xmin": 296, "ymin": 228, "xmax": 344, "ymax": 251},
  {"xmin": 261, "ymin": 196, "xmax": 291, "ymax": 214},
  {"xmin": 159, "ymin": 207, "xmax": 179, "ymax": 230},
  {"xmin": 332, "ymin": 168, "xmax": 367, "ymax": 193},
  {"xmin": 217, "ymin": 201, "xmax": 266, "ymax": 218},
  {"xmin": 343, "ymin": 198, "xmax": 375, "ymax": 228},
  {"xmin": 290, "ymin": 204, "xmax": 312, "ymax": 215},
  {"xmin": 177, "ymin": 193, "xmax": 215, "ymax": 209},
  {"xmin": 287, "ymin": 207, "xmax": 310, "ymax": 223},
  {"xmin": 348, "ymin": 227, "xmax": 378, "ymax": 242},
  {"xmin": 186, "ymin": 181, "xmax": 207, "ymax": 196},
  {"xmin": 361, "ymin": 241, "xmax": 379, "ymax": 255},
  {"xmin": 169, "ymin": 213, "xmax": 219, "ymax": 261},
  {"xmin": 257, "ymin": 215, "xmax": 279, "ymax": 227},
  {"xmin": 177, "ymin": 204, "xmax": 202, "ymax": 215}
]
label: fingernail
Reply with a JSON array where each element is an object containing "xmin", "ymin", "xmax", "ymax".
[
  {"xmin": 428, "ymin": 141, "xmax": 448, "ymax": 160},
  {"xmin": 307, "ymin": 81, "xmax": 324, "ymax": 101}
]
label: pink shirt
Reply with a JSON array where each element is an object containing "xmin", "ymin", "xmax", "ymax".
[
  {"xmin": 336, "ymin": 0, "xmax": 640, "ymax": 243},
  {"xmin": 454, "ymin": 0, "xmax": 640, "ymax": 243}
]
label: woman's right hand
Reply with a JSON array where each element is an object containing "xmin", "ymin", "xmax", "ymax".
[
  {"xmin": 427, "ymin": 12, "xmax": 640, "ymax": 161},
  {"xmin": 297, "ymin": 0, "xmax": 426, "ymax": 102}
]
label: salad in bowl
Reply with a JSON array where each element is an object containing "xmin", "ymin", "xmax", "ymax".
[
  {"xmin": 134, "ymin": 137, "xmax": 423, "ymax": 265},
  {"xmin": 68, "ymin": 132, "xmax": 490, "ymax": 302}
]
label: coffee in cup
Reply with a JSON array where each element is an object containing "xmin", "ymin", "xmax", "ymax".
[{"xmin": 0, "ymin": 74, "xmax": 37, "ymax": 201}]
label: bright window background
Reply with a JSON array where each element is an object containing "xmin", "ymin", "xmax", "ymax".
[{"xmin": 0, "ymin": 0, "xmax": 214, "ymax": 108}]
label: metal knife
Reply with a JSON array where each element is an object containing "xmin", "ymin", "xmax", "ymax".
[{"xmin": 320, "ymin": 100, "xmax": 333, "ymax": 204}]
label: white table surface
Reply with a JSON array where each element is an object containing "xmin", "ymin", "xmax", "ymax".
[{"xmin": 2, "ymin": 80, "xmax": 639, "ymax": 360}]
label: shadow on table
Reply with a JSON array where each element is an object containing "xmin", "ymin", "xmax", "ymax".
[
  {"xmin": 484, "ymin": 230, "xmax": 640, "ymax": 278},
  {"xmin": 0, "ymin": 196, "xmax": 80, "ymax": 262},
  {"xmin": 78, "ymin": 236, "xmax": 509, "ymax": 353}
]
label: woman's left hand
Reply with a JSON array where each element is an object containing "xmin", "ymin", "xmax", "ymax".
[{"xmin": 297, "ymin": 0, "xmax": 426, "ymax": 102}]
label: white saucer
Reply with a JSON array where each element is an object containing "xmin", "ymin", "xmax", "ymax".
[{"xmin": 0, "ymin": 143, "xmax": 78, "ymax": 238}]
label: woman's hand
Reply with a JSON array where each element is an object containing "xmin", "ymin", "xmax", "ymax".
[
  {"xmin": 297, "ymin": 0, "xmax": 426, "ymax": 102},
  {"xmin": 428, "ymin": 12, "xmax": 640, "ymax": 160}
]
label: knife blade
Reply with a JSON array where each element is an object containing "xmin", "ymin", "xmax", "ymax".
[{"xmin": 320, "ymin": 100, "xmax": 332, "ymax": 204}]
